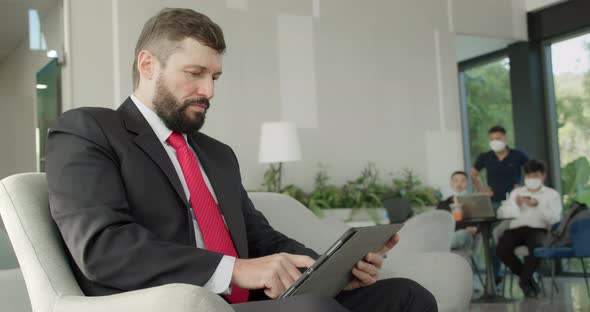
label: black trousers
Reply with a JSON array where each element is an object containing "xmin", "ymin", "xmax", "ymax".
[
  {"xmin": 335, "ymin": 278, "xmax": 437, "ymax": 312},
  {"xmin": 239, "ymin": 278, "xmax": 437, "ymax": 312},
  {"xmin": 496, "ymin": 226, "xmax": 547, "ymax": 283}
]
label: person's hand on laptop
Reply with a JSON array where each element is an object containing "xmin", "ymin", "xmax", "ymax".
[
  {"xmin": 343, "ymin": 233, "xmax": 400, "ymax": 290},
  {"xmin": 466, "ymin": 226, "xmax": 478, "ymax": 235},
  {"xmin": 231, "ymin": 253, "xmax": 315, "ymax": 298}
]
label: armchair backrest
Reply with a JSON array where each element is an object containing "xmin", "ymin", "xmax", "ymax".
[
  {"xmin": 247, "ymin": 192, "xmax": 349, "ymax": 253},
  {"xmin": 571, "ymin": 217, "xmax": 590, "ymax": 257},
  {"xmin": 0, "ymin": 173, "xmax": 83, "ymax": 312},
  {"xmin": 389, "ymin": 210, "xmax": 454, "ymax": 256}
]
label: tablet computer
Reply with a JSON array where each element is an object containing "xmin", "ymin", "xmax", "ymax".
[{"xmin": 280, "ymin": 223, "xmax": 404, "ymax": 298}]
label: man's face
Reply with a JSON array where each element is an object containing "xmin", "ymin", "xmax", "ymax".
[
  {"xmin": 488, "ymin": 131, "xmax": 506, "ymax": 143},
  {"xmin": 151, "ymin": 38, "xmax": 223, "ymax": 133},
  {"xmin": 450, "ymin": 174, "xmax": 468, "ymax": 193}
]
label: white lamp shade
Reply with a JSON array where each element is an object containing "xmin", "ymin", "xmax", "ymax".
[{"xmin": 258, "ymin": 121, "xmax": 302, "ymax": 163}]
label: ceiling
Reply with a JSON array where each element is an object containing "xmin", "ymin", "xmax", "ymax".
[
  {"xmin": 526, "ymin": 0, "xmax": 568, "ymax": 12},
  {"xmin": 454, "ymin": 0, "xmax": 569, "ymax": 62},
  {"xmin": 0, "ymin": 0, "xmax": 59, "ymax": 61}
]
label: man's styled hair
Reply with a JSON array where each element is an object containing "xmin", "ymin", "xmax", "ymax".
[
  {"xmin": 488, "ymin": 126, "xmax": 507, "ymax": 135},
  {"xmin": 132, "ymin": 8, "xmax": 226, "ymax": 89},
  {"xmin": 524, "ymin": 160, "xmax": 547, "ymax": 175},
  {"xmin": 451, "ymin": 171, "xmax": 468, "ymax": 179}
]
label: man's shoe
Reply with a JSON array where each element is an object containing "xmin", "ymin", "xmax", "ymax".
[
  {"xmin": 530, "ymin": 279, "xmax": 542, "ymax": 296},
  {"xmin": 519, "ymin": 280, "xmax": 537, "ymax": 298},
  {"xmin": 495, "ymin": 276, "xmax": 503, "ymax": 286}
]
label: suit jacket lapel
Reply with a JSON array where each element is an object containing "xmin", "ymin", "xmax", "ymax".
[
  {"xmin": 118, "ymin": 98, "xmax": 189, "ymax": 208},
  {"xmin": 119, "ymin": 98, "xmax": 247, "ymax": 257},
  {"xmin": 188, "ymin": 134, "xmax": 248, "ymax": 258}
]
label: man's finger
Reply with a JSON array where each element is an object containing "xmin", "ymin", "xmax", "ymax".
[
  {"xmin": 356, "ymin": 260, "xmax": 379, "ymax": 277},
  {"xmin": 265, "ymin": 275, "xmax": 286, "ymax": 299},
  {"xmin": 377, "ymin": 233, "xmax": 400, "ymax": 255},
  {"xmin": 365, "ymin": 252, "xmax": 383, "ymax": 269},
  {"xmin": 286, "ymin": 254, "xmax": 316, "ymax": 268},
  {"xmin": 277, "ymin": 268, "xmax": 295, "ymax": 292},
  {"xmin": 282, "ymin": 260, "xmax": 303, "ymax": 284},
  {"xmin": 352, "ymin": 267, "xmax": 376, "ymax": 286}
]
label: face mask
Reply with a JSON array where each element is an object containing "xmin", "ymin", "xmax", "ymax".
[
  {"xmin": 489, "ymin": 140, "xmax": 506, "ymax": 152},
  {"xmin": 525, "ymin": 178, "xmax": 543, "ymax": 190}
]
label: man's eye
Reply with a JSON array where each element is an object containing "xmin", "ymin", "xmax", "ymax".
[{"xmin": 186, "ymin": 71, "xmax": 201, "ymax": 77}]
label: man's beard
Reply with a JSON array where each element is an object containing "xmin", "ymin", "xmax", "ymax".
[{"xmin": 152, "ymin": 76, "xmax": 210, "ymax": 134}]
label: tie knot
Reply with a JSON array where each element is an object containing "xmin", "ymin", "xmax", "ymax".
[{"xmin": 167, "ymin": 132, "xmax": 187, "ymax": 150}]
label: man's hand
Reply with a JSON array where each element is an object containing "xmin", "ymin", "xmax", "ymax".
[
  {"xmin": 466, "ymin": 226, "xmax": 478, "ymax": 235},
  {"xmin": 517, "ymin": 196, "xmax": 538, "ymax": 207},
  {"xmin": 485, "ymin": 187, "xmax": 494, "ymax": 197},
  {"xmin": 516, "ymin": 195, "xmax": 525, "ymax": 207},
  {"xmin": 231, "ymin": 253, "xmax": 315, "ymax": 298},
  {"xmin": 343, "ymin": 233, "xmax": 400, "ymax": 291},
  {"xmin": 524, "ymin": 197, "xmax": 539, "ymax": 207}
]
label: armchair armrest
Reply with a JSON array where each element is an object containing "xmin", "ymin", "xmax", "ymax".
[
  {"xmin": 54, "ymin": 283, "xmax": 234, "ymax": 312},
  {"xmin": 380, "ymin": 252, "xmax": 472, "ymax": 312}
]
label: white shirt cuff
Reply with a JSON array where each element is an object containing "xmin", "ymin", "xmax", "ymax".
[{"xmin": 203, "ymin": 255, "xmax": 235, "ymax": 294}]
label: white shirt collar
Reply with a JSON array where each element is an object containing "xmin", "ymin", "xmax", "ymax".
[{"xmin": 130, "ymin": 94, "xmax": 179, "ymax": 144}]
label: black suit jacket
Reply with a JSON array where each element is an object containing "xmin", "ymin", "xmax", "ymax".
[{"xmin": 45, "ymin": 98, "xmax": 318, "ymax": 296}]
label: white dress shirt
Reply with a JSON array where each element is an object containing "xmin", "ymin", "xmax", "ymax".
[
  {"xmin": 131, "ymin": 95, "xmax": 234, "ymax": 294},
  {"xmin": 507, "ymin": 185, "xmax": 562, "ymax": 230}
]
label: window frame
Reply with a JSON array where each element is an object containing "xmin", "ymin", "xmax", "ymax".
[{"xmin": 457, "ymin": 49, "xmax": 510, "ymax": 177}]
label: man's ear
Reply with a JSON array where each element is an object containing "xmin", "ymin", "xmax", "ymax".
[{"xmin": 137, "ymin": 50, "xmax": 157, "ymax": 82}]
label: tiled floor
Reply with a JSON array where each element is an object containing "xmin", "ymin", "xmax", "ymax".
[{"xmin": 470, "ymin": 277, "xmax": 589, "ymax": 312}]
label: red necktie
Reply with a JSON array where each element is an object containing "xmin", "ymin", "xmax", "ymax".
[{"xmin": 167, "ymin": 132, "xmax": 249, "ymax": 303}]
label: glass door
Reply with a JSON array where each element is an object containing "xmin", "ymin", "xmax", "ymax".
[{"xmin": 36, "ymin": 59, "xmax": 61, "ymax": 172}]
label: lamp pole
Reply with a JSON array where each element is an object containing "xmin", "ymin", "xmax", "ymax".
[{"xmin": 277, "ymin": 162, "xmax": 283, "ymax": 192}]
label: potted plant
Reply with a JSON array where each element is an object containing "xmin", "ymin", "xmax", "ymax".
[
  {"xmin": 320, "ymin": 163, "xmax": 390, "ymax": 224},
  {"xmin": 389, "ymin": 169, "xmax": 439, "ymax": 214},
  {"xmin": 259, "ymin": 164, "xmax": 438, "ymax": 224}
]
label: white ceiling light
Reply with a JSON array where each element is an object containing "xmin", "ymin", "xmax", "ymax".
[{"xmin": 46, "ymin": 50, "xmax": 58, "ymax": 58}]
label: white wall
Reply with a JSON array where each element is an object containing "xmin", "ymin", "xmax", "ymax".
[
  {"xmin": 0, "ymin": 40, "xmax": 47, "ymax": 179},
  {"xmin": 64, "ymin": 0, "xmax": 472, "ymax": 191},
  {"xmin": 0, "ymin": 96, "xmax": 36, "ymax": 179},
  {"xmin": 451, "ymin": 0, "xmax": 528, "ymax": 40}
]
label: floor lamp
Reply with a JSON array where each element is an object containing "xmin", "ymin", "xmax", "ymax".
[{"xmin": 258, "ymin": 121, "xmax": 302, "ymax": 192}]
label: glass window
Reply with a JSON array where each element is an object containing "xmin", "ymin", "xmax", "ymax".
[
  {"xmin": 461, "ymin": 57, "xmax": 516, "ymax": 185},
  {"xmin": 548, "ymin": 31, "xmax": 590, "ymax": 275},
  {"xmin": 550, "ymin": 32, "xmax": 590, "ymax": 209},
  {"xmin": 458, "ymin": 56, "xmax": 516, "ymax": 272}
]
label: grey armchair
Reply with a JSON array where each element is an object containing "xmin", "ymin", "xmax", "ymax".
[
  {"xmin": 1, "ymin": 173, "xmax": 472, "ymax": 311},
  {"xmin": 388, "ymin": 209, "xmax": 455, "ymax": 256},
  {"xmin": 0, "ymin": 173, "xmax": 233, "ymax": 312},
  {"xmin": 248, "ymin": 192, "xmax": 473, "ymax": 312}
]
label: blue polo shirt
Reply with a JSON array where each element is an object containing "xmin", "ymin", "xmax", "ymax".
[{"xmin": 474, "ymin": 148, "xmax": 529, "ymax": 203}]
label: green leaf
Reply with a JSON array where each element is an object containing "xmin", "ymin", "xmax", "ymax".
[{"xmin": 575, "ymin": 188, "xmax": 590, "ymax": 206}]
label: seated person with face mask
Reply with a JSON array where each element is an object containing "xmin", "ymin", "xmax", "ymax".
[
  {"xmin": 496, "ymin": 160, "xmax": 562, "ymax": 298},
  {"xmin": 437, "ymin": 171, "xmax": 478, "ymax": 253}
]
